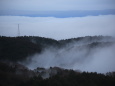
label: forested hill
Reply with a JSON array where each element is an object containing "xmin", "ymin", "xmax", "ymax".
[
  {"xmin": 0, "ymin": 36, "xmax": 114, "ymax": 62},
  {"xmin": 0, "ymin": 36, "xmax": 115, "ymax": 86},
  {"xmin": 0, "ymin": 36, "xmax": 60, "ymax": 61}
]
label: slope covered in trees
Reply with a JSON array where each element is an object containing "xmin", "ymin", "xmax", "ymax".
[
  {"xmin": 0, "ymin": 36, "xmax": 114, "ymax": 62},
  {"xmin": 0, "ymin": 36, "xmax": 59, "ymax": 61}
]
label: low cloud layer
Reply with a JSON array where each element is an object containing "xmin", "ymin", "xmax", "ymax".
[
  {"xmin": 0, "ymin": 10, "xmax": 115, "ymax": 17},
  {"xmin": 0, "ymin": 15, "xmax": 115, "ymax": 40}
]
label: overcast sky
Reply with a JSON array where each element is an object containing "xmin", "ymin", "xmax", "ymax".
[
  {"xmin": 0, "ymin": 0, "xmax": 115, "ymax": 39},
  {"xmin": 0, "ymin": 0, "xmax": 115, "ymax": 11}
]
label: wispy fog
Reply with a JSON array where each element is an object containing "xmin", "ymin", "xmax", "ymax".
[{"xmin": 22, "ymin": 38, "xmax": 115, "ymax": 73}]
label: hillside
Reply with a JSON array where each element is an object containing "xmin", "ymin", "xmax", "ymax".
[
  {"xmin": 0, "ymin": 36, "xmax": 114, "ymax": 62},
  {"xmin": 0, "ymin": 36, "xmax": 59, "ymax": 61}
]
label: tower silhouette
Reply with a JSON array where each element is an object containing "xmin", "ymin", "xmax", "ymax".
[{"xmin": 18, "ymin": 24, "xmax": 20, "ymax": 36}]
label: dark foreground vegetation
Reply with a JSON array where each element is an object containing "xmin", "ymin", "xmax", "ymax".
[
  {"xmin": 0, "ymin": 61, "xmax": 115, "ymax": 86},
  {"xmin": 26, "ymin": 72, "xmax": 115, "ymax": 86},
  {"xmin": 0, "ymin": 36, "xmax": 115, "ymax": 86}
]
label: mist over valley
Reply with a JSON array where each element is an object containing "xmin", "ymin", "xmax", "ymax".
[{"xmin": 0, "ymin": 36, "xmax": 115, "ymax": 73}]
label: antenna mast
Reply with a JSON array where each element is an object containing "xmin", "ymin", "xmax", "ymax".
[{"xmin": 18, "ymin": 24, "xmax": 20, "ymax": 36}]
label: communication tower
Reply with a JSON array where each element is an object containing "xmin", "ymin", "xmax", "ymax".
[{"xmin": 18, "ymin": 24, "xmax": 20, "ymax": 36}]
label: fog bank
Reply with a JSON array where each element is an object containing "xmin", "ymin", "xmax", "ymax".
[{"xmin": 0, "ymin": 15, "xmax": 115, "ymax": 40}]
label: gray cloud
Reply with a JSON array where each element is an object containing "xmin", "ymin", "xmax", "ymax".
[{"xmin": 0, "ymin": 15, "xmax": 115, "ymax": 40}]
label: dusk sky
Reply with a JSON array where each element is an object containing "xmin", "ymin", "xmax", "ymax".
[{"xmin": 0, "ymin": 0, "xmax": 115, "ymax": 39}]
